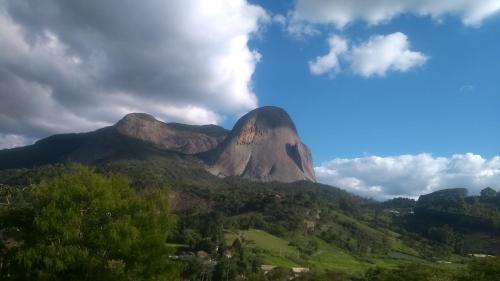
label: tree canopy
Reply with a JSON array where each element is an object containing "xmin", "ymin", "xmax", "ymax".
[{"xmin": 0, "ymin": 165, "xmax": 177, "ymax": 281}]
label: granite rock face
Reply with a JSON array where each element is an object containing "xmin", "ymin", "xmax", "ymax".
[
  {"xmin": 115, "ymin": 113, "xmax": 228, "ymax": 154},
  {"xmin": 207, "ymin": 106, "xmax": 315, "ymax": 182}
]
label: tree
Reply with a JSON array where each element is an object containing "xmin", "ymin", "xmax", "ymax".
[
  {"xmin": 366, "ymin": 263, "xmax": 454, "ymax": 281},
  {"xmin": 265, "ymin": 267, "xmax": 290, "ymax": 281},
  {"xmin": 480, "ymin": 187, "xmax": 497, "ymax": 200},
  {"xmin": 0, "ymin": 165, "xmax": 177, "ymax": 281},
  {"xmin": 457, "ymin": 257, "xmax": 500, "ymax": 281},
  {"xmin": 428, "ymin": 225, "xmax": 455, "ymax": 244}
]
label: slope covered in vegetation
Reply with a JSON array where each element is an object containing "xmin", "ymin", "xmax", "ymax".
[{"xmin": 1, "ymin": 161, "xmax": 500, "ymax": 280}]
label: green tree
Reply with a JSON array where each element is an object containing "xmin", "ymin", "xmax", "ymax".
[
  {"xmin": 366, "ymin": 263, "xmax": 454, "ymax": 281},
  {"xmin": 1, "ymin": 165, "xmax": 178, "ymax": 281},
  {"xmin": 480, "ymin": 187, "xmax": 497, "ymax": 200},
  {"xmin": 457, "ymin": 257, "xmax": 500, "ymax": 281},
  {"xmin": 265, "ymin": 267, "xmax": 290, "ymax": 281}
]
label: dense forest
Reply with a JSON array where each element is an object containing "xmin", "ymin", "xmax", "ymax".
[{"xmin": 1, "ymin": 160, "xmax": 500, "ymax": 280}]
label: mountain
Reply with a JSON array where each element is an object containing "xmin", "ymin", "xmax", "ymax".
[
  {"xmin": 205, "ymin": 106, "xmax": 315, "ymax": 182},
  {"xmin": 0, "ymin": 113, "xmax": 227, "ymax": 170},
  {"xmin": 0, "ymin": 127, "xmax": 179, "ymax": 170},
  {"xmin": 115, "ymin": 113, "xmax": 228, "ymax": 154},
  {"xmin": 0, "ymin": 107, "xmax": 314, "ymax": 183}
]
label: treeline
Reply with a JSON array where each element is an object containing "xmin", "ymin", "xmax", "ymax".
[
  {"xmin": 389, "ymin": 188, "xmax": 500, "ymax": 255},
  {"xmin": 362, "ymin": 258, "xmax": 500, "ymax": 281},
  {"xmin": 98, "ymin": 159, "xmax": 395, "ymax": 256},
  {"xmin": 414, "ymin": 188, "xmax": 500, "ymax": 231}
]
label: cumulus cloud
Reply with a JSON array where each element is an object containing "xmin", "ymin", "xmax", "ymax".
[
  {"xmin": 315, "ymin": 153, "xmax": 500, "ymax": 200},
  {"xmin": 349, "ymin": 32, "xmax": 428, "ymax": 77},
  {"xmin": 0, "ymin": 0, "xmax": 268, "ymax": 147},
  {"xmin": 275, "ymin": 12, "xmax": 320, "ymax": 38},
  {"xmin": 309, "ymin": 36, "xmax": 348, "ymax": 75},
  {"xmin": 293, "ymin": 0, "xmax": 500, "ymax": 29},
  {"xmin": 309, "ymin": 32, "xmax": 427, "ymax": 77}
]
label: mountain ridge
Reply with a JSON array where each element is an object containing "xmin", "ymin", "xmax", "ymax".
[
  {"xmin": 115, "ymin": 112, "xmax": 229, "ymax": 154},
  {"xmin": 0, "ymin": 106, "xmax": 315, "ymax": 183}
]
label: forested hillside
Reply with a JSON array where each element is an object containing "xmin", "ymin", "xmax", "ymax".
[{"xmin": 1, "ymin": 161, "xmax": 499, "ymax": 280}]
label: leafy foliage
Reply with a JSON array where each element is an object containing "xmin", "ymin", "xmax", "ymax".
[
  {"xmin": 365, "ymin": 263, "xmax": 455, "ymax": 281},
  {"xmin": 457, "ymin": 257, "xmax": 500, "ymax": 281},
  {"xmin": 365, "ymin": 258, "xmax": 500, "ymax": 281},
  {"xmin": 0, "ymin": 165, "xmax": 177, "ymax": 281}
]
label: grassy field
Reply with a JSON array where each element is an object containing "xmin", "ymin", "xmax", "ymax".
[
  {"xmin": 224, "ymin": 228, "xmax": 460, "ymax": 277},
  {"xmin": 225, "ymin": 229, "xmax": 377, "ymax": 275},
  {"xmin": 309, "ymin": 248, "xmax": 370, "ymax": 275},
  {"xmin": 225, "ymin": 229, "xmax": 299, "ymax": 257},
  {"xmin": 327, "ymin": 210, "xmax": 421, "ymax": 256},
  {"xmin": 225, "ymin": 229, "xmax": 302, "ymax": 267},
  {"xmin": 264, "ymin": 255, "xmax": 300, "ymax": 268}
]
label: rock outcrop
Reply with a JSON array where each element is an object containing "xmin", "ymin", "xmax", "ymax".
[
  {"xmin": 115, "ymin": 113, "xmax": 228, "ymax": 154},
  {"xmin": 207, "ymin": 106, "xmax": 315, "ymax": 182}
]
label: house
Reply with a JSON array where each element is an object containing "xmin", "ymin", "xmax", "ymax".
[
  {"xmin": 387, "ymin": 209, "xmax": 401, "ymax": 216},
  {"xmin": 261, "ymin": 265, "xmax": 277, "ymax": 273},
  {"xmin": 469, "ymin": 253, "xmax": 494, "ymax": 258},
  {"xmin": 292, "ymin": 267, "xmax": 309, "ymax": 274}
]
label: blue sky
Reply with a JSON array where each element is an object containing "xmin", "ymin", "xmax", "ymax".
[
  {"xmin": 246, "ymin": 0, "xmax": 500, "ymax": 164},
  {"xmin": 1, "ymin": 0, "xmax": 499, "ymax": 199},
  {"xmin": 240, "ymin": 0, "xmax": 500, "ymax": 199}
]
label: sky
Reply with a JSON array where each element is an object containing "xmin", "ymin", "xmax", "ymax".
[{"xmin": 0, "ymin": 0, "xmax": 499, "ymax": 200}]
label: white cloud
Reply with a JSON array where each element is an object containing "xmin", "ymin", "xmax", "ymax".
[
  {"xmin": 293, "ymin": 0, "xmax": 500, "ymax": 28},
  {"xmin": 315, "ymin": 153, "xmax": 500, "ymax": 200},
  {"xmin": 459, "ymin": 84, "xmax": 475, "ymax": 93},
  {"xmin": 272, "ymin": 12, "xmax": 320, "ymax": 38},
  {"xmin": 0, "ymin": 134, "xmax": 31, "ymax": 149},
  {"xmin": 349, "ymin": 32, "xmax": 428, "ymax": 77},
  {"xmin": 272, "ymin": 14, "xmax": 287, "ymax": 26},
  {"xmin": 309, "ymin": 35, "xmax": 348, "ymax": 75},
  {"xmin": 309, "ymin": 32, "xmax": 427, "ymax": 77},
  {"xmin": 0, "ymin": 0, "xmax": 268, "ymax": 147}
]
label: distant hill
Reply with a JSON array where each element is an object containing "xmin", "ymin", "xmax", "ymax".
[{"xmin": 400, "ymin": 188, "xmax": 500, "ymax": 255}]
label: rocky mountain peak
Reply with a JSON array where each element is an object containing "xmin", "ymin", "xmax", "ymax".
[
  {"xmin": 115, "ymin": 113, "xmax": 228, "ymax": 155},
  {"xmin": 233, "ymin": 106, "xmax": 297, "ymax": 134},
  {"xmin": 116, "ymin": 113, "xmax": 157, "ymax": 127},
  {"xmin": 208, "ymin": 106, "xmax": 315, "ymax": 183}
]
